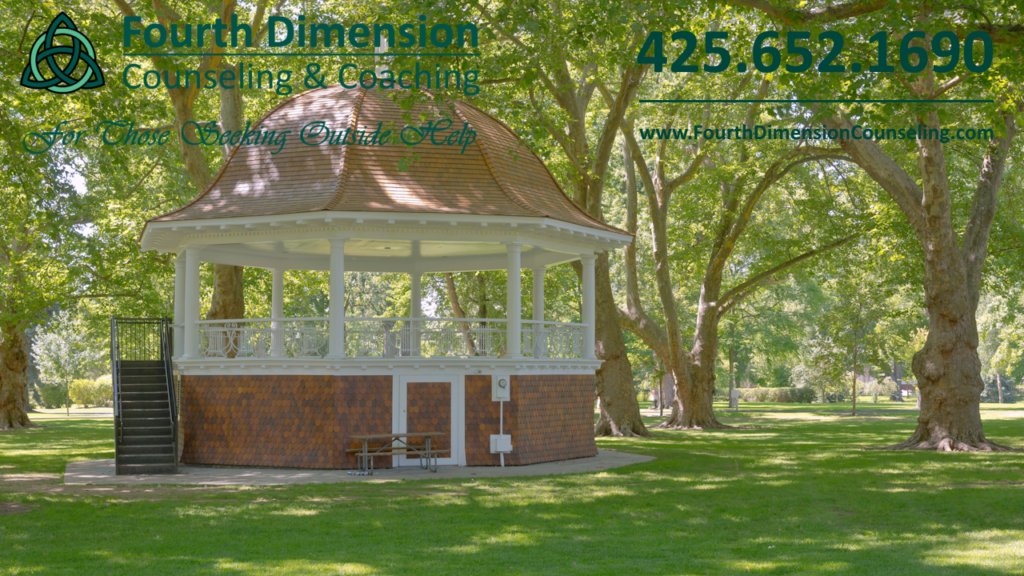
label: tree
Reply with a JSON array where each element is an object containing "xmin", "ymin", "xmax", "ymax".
[
  {"xmin": 791, "ymin": 333, "xmax": 846, "ymax": 402},
  {"xmin": 462, "ymin": 0, "xmax": 656, "ymax": 435},
  {"xmin": 110, "ymin": 0, "xmax": 290, "ymax": 332},
  {"xmin": 31, "ymin": 310, "xmax": 105, "ymax": 416},
  {"xmin": 0, "ymin": 107, "xmax": 83, "ymax": 429},
  {"xmin": 616, "ymin": 54, "xmax": 859, "ymax": 427},
  {"xmin": 864, "ymin": 376, "xmax": 898, "ymax": 404},
  {"xmin": 728, "ymin": 0, "xmax": 1023, "ymax": 450}
]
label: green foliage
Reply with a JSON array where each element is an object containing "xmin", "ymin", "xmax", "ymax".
[
  {"xmin": 69, "ymin": 376, "xmax": 112, "ymax": 408},
  {"xmin": 738, "ymin": 387, "xmax": 816, "ymax": 403},
  {"xmin": 863, "ymin": 375, "xmax": 898, "ymax": 403},
  {"xmin": 981, "ymin": 375, "xmax": 1019, "ymax": 404},
  {"xmin": 31, "ymin": 309, "xmax": 106, "ymax": 389},
  {"xmin": 35, "ymin": 383, "xmax": 68, "ymax": 409}
]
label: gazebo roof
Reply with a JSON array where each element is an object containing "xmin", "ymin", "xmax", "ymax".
[{"xmin": 147, "ymin": 85, "xmax": 623, "ymax": 235}]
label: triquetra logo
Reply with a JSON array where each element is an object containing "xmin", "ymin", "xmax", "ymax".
[{"xmin": 21, "ymin": 12, "xmax": 104, "ymax": 94}]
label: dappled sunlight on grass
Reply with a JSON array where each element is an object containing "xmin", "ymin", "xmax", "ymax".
[
  {"xmin": 3, "ymin": 413, "xmax": 1024, "ymax": 575},
  {"xmin": 922, "ymin": 530, "xmax": 1024, "ymax": 571},
  {"xmin": 213, "ymin": 559, "xmax": 378, "ymax": 575}
]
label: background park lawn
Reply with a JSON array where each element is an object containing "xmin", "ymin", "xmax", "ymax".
[{"xmin": 2, "ymin": 406, "xmax": 1022, "ymax": 576}]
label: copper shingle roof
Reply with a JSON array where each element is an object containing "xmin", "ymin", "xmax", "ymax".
[{"xmin": 149, "ymin": 86, "xmax": 625, "ymax": 234}]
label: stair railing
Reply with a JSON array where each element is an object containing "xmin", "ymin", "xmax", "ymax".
[
  {"xmin": 159, "ymin": 317, "xmax": 178, "ymax": 462},
  {"xmin": 110, "ymin": 317, "xmax": 122, "ymax": 442}
]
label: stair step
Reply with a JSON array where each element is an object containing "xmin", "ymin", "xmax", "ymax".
[
  {"xmin": 118, "ymin": 444, "xmax": 174, "ymax": 456},
  {"xmin": 121, "ymin": 400, "xmax": 169, "ymax": 410},
  {"xmin": 121, "ymin": 406, "xmax": 170, "ymax": 414},
  {"xmin": 121, "ymin": 425, "xmax": 172, "ymax": 437},
  {"xmin": 117, "ymin": 453, "xmax": 176, "ymax": 465},
  {"xmin": 120, "ymin": 384, "xmax": 166, "ymax": 393},
  {"xmin": 120, "ymin": 377, "xmax": 168, "ymax": 385},
  {"xmin": 121, "ymin": 390, "xmax": 166, "ymax": 398},
  {"xmin": 118, "ymin": 435, "xmax": 175, "ymax": 446},
  {"xmin": 122, "ymin": 417, "xmax": 171, "ymax": 427},
  {"xmin": 120, "ymin": 370, "xmax": 166, "ymax": 377},
  {"xmin": 116, "ymin": 463, "xmax": 177, "ymax": 475}
]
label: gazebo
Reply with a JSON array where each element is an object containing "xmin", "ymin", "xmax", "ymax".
[{"xmin": 140, "ymin": 85, "xmax": 632, "ymax": 469}]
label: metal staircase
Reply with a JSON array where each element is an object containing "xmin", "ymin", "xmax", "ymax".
[{"xmin": 112, "ymin": 318, "xmax": 178, "ymax": 475}]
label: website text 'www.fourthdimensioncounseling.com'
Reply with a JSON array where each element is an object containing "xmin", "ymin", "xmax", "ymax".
[{"xmin": 639, "ymin": 124, "xmax": 993, "ymax": 144}]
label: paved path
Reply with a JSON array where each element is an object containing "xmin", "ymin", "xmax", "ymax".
[{"xmin": 64, "ymin": 450, "xmax": 654, "ymax": 486}]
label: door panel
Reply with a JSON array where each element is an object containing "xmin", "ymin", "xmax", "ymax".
[
  {"xmin": 395, "ymin": 376, "xmax": 464, "ymax": 466},
  {"xmin": 407, "ymin": 382, "xmax": 451, "ymax": 457}
]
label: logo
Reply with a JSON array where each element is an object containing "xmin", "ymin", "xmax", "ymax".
[{"xmin": 21, "ymin": 12, "xmax": 104, "ymax": 94}]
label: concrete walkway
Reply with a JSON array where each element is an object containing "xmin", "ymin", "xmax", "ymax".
[{"xmin": 64, "ymin": 450, "xmax": 654, "ymax": 486}]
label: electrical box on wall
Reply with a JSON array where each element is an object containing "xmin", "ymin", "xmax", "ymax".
[
  {"xmin": 491, "ymin": 374, "xmax": 511, "ymax": 401},
  {"xmin": 490, "ymin": 434, "xmax": 513, "ymax": 453}
]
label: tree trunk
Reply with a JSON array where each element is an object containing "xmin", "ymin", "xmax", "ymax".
[
  {"xmin": 203, "ymin": 65, "xmax": 247, "ymax": 347},
  {"xmin": 729, "ymin": 338, "xmax": 735, "ymax": 403},
  {"xmin": 444, "ymin": 273, "xmax": 477, "ymax": 355},
  {"xmin": 0, "ymin": 324, "xmax": 32, "ymax": 430},
  {"xmin": 206, "ymin": 265, "xmax": 246, "ymax": 321},
  {"xmin": 886, "ymin": 247, "xmax": 1011, "ymax": 451},
  {"xmin": 996, "ymin": 372, "xmax": 1004, "ymax": 405},
  {"xmin": 851, "ymin": 341, "xmax": 858, "ymax": 416},
  {"xmin": 661, "ymin": 288, "xmax": 728, "ymax": 429},
  {"xmin": 594, "ymin": 252, "xmax": 649, "ymax": 436},
  {"xmin": 821, "ymin": 108, "xmax": 1017, "ymax": 451}
]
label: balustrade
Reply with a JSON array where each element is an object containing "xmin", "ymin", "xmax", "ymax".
[{"xmin": 193, "ymin": 317, "xmax": 584, "ymax": 360}]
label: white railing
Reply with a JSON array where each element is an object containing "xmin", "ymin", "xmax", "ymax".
[
  {"xmin": 522, "ymin": 320, "xmax": 585, "ymax": 359},
  {"xmin": 194, "ymin": 317, "xmax": 584, "ymax": 359},
  {"xmin": 345, "ymin": 317, "xmax": 507, "ymax": 358},
  {"xmin": 197, "ymin": 318, "xmax": 328, "ymax": 359}
]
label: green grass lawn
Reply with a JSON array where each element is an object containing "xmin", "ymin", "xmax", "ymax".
[{"xmin": 2, "ymin": 407, "xmax": 1023, "ymax": 575}]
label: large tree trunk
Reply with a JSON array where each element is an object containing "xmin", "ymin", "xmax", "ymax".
[
  {"xmin": 203, "ymin": 64, "xmax": 246, "ymax": 335},
  {"xmin": 821, "ymin": 106, "xmax": 1018, "ymax": 451},
  {"xmin": 883, "ymin": 129, "xmax": 1013, "ymax": 451},
  {"xmin": 444, "ymin": 273, "xmax": 477, "ymax": 355},
  {"xmin": 594, "ymin": 252, "xmax": 649, "ymax": 436},
  {"xmin": 0, "ymin": 324, "xmax": 32, "ymax": 430},
  {"xmin": 661, "ymin": 291, "xmax": 728, "ymax": 429},
  {"xmin": 888, "ymin": 258, "xmax": 1010, "ymax": 451}
]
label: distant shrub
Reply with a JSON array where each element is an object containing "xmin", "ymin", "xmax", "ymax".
[
  {"xmin": 69, "ymin": 377, "xmax": 113, "ymax": 408},
  {"xmin": 738, "ymin": 387, "xmax": 816, "ymax": 403},
  {"xmin": 37, "ymin": 384, "xmax": 68, "ymax": 409}
]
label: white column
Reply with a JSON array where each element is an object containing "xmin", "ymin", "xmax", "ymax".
[
  {"xmin": 532, "ymin": 267, "xmax": 545, "ymax": 358},
  {"xmin": 328, "ymin": 238, "xmax": 346, "ymax": 358},
  {"xmin": 580, "ymin": 254, "xmax": 596, "ymax": 360},
  {"xmin": 270, "ymin": 268, "xmax": 284, "ymax": 357},
  {"xmin": 173, "ymin": 253, "xmax": 185, "ymax": 358},
  {"xmin": 182, "ymin": 247, "xmax": 202, "ymax": 359},
  {"xmin": 410, "ymin": 272, "xmax": 422, "ymax": 356},
  {"xmin": 506, "ymin": 243, "xmax": 522, "ymax": 357}
]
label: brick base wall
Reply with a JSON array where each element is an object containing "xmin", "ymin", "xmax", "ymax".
[
  {"xmin": 514, "ymin": 375, "xmax": 598, "ymax": 465},
  {"xmin": 180, "ymin": 372, "xmax": 596, "ymax": 469},
  {"xmin": 464, "ymin": 374, "xmax": 596, "ymax": 466},
  {"xmin": 181, "ymin": 375, "xmax": 391, "ymax": 469}
]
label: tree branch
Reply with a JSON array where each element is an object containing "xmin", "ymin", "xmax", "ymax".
[
  {"xmin": 721, "ymin": 0, "xmax": 887, "ymax": 25},
  {"xmin": 719, "ymin": 233, "xmax": 860, "ymax": 315},
  {"xmin": 962, "ymin": 110, "xmax": 1018, "ymax": 304}
]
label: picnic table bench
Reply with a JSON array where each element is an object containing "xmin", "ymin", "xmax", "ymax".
[{"xmin": 348, "ymin": 432, "xmax": 449, "ymax": 474}]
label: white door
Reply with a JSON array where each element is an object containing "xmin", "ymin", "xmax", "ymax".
[{"xmin": 394, "ymin": 376, "xmax": 465, "ymax": 466}]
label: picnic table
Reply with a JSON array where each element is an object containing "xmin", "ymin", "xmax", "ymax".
[{"xmin": 348, "ymin": 432, "xmax": 448, "ymax": 475}]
